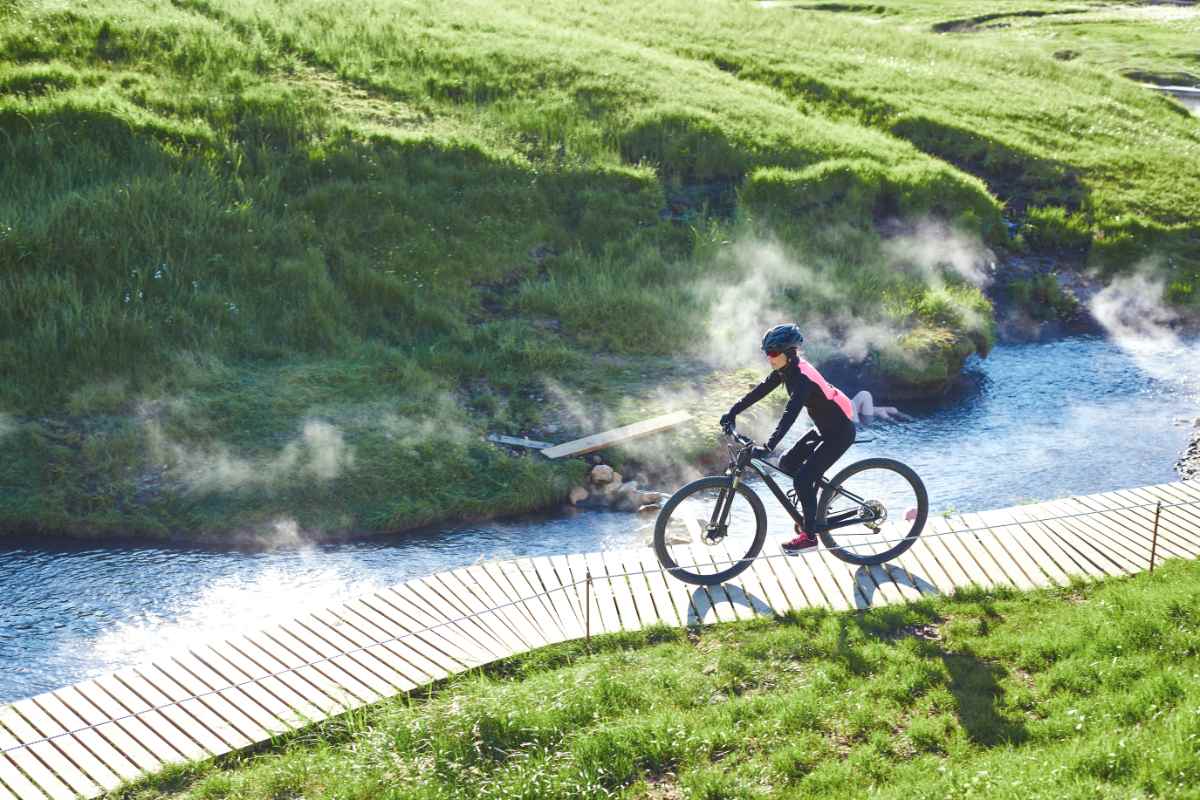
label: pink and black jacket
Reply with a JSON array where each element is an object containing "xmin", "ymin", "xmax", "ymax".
[{"xmin": 728, "ymin": 355, "xmax": 854, "ymax": 451}]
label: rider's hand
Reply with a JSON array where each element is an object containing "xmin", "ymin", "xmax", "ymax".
[
  {"xmin": 719, "ymin": 412, "xmax": 735, "ymax": 434},
  {"xmin": 750, "ymin": 444, "xmax": 773, "ymax": 460}
]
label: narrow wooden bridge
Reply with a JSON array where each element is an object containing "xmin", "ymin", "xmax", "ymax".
[{"xmin": 2, "ymin": 480, "xmax": 1199, "ymax": 799}]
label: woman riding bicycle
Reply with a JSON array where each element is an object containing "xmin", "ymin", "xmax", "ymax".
[{"xmin": 719, "ymin": 323, "xmax": 855, "ymax": 553}]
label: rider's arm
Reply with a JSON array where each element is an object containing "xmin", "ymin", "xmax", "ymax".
[
  {"xmin": 727, "ymin": 370, "xmax": 782, "ymax": 417},
  {"xmin": 765, "ymin": 373, "xmax": 813, "ymax": 451}
]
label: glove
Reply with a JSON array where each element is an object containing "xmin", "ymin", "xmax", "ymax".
[
  {"xmin": 750, "ymin": 444, "xmax": 773, "ymax": 460},
  {"xmin": 719, "ymin": 412, "xmax": 736, "ymax": 434}
]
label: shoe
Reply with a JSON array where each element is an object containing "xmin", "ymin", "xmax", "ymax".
[
  {"xmin": 905, "ymin": 508, "xmax": 918, "ymax": 522},
  {"xmin": 782, "ymin": 529, "xmax": 818, "ymax": 553}
]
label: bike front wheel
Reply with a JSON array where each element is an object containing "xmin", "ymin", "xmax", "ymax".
[
  {"xmin": 816, "ymin": 458, "xmax": 928, "ymax": 566},
  {"xmin": 654, "ymin": 476, "xmax": 767, "ymax": 585}
]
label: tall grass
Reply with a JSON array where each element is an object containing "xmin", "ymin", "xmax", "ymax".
[{"xmin": 0, "ymin": 0, "xmax": 1196, "ymax": 538}]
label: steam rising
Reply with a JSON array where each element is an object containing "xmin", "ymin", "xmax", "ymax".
[
  {"xmin": 700, "ymin": 224, "xmax": 994, "ymax": 370},
  {"xmin": 146, "ymin": 417, "xmax": 356, "ymax": 493},
  {"xmin": 1088, "ymin": 270, "xmax": 1191, "ymax": 387}
]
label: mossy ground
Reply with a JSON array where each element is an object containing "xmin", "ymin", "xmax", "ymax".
[
  {"xmin": 1, "ymin": 0, "xmax": 1197, "ymax": 540},
  {"xmin": 114, "ymin": 558, "xmax": 1200, "ymax": 799}
]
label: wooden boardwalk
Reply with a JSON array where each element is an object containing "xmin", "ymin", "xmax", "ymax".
[{"xmin": 1, "ymin": 480, "xmax": 1198, "ymax": 799}]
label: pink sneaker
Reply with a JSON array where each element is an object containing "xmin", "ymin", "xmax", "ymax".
[{"xmin": 782, "ymin": 529, "xmax": 818, "ymax": 553}]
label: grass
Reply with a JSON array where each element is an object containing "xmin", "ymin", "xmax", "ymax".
[
  {"xmin": 112, "ymin": 558, "xmax": 1200, "ymax": 799},
  {"xmin": 1, "ymin": 0, "xmax": 1198, "ymax": 540}
]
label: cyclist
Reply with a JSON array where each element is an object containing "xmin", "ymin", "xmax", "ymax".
[{"xmin": 719, "ymin": 323, "xmax": 856, "ymax": 553}]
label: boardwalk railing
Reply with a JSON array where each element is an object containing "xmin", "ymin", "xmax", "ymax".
[{"xmin": 1, "ymin": 480, "xmax": 1198, "ymax": 799}]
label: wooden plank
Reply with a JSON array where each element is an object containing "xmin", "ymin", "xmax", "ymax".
[
  {"xmin": 293, "ymin": 614, "xmax": 418, "ymax": 694},
  {"xmin": 1056, "ymin": 494, "xmax": 1160, "ymax": 569},
  {"xmin": 0, "ymin": 718, "xmax": 100, "ymax": 799},
  {"xmin": 437, "ymin": 569, "xmax": 533, "ymax": 654},
  {"xmin": 997, "ymin": 503, "xmax": 1092, "ymax": 584},
  {"xmin": 330, "ymin": 603, "xmax": 456, "ymax": 682},
  {"xmin": 144, "ymin": 661, "xmax": 271, "ymax": 746},
  {"xmin": 0, "ymin": 774, "xmax": 19, "ymax": 800},
  {"xmin": 116, "ymin": 667, "xmax": 244, "ymax": 754},
  {"xmin": 540, "ymin": 411, "xmax": 692, "ymax": 459},
  {"xmin": 88, "ymin": 675, "xmax": 211, "ymax": 762},
  {"xmin": 313, "ymin": 606, "xmax": 433, "ymax": 685},
  {"xmin": 68, "ymin": 680, "xmax": 193, "ymax": 765},
  {"xmin": 588, "ymin": 551, "xmax": 641, "ymax": 631},
  {"xmin": 567, "ymin": 553, "xmax": 619, "ymax": 634},
  {"xmin": 223, "ymin": 636, "xmax": 357, "ymax": 716},
  {"xmin": 486, "ymin": 434, "xmax": 552, "ymax": 450},
  {"xmin": 369, "ymin": 586, "xmax": 497, "ymax": 667},
  {"xmin": 942, "ymin": 513, "xmax": 1011, "ymax": 589},
  {"xmin": 892, "ymin": 527, "xmax": 957, "ymax": 596},
  {"xmin": 1139, "ymin": 484, "xmax": 1200, "ymax": 547},
  {"xmin": 46, "ymin": 689, "xmax": 161, "ymax": 775},
  {"xmin": 974, "ymin": 508, "xmax": 1058, "ymax": 587},
  {"xmin": 1034, "ymin": 498, "xmax": 1138, "ymax": 575},
  {"xmin": 918, "ymin": 516, "xmax": 988, "ymax": 591},
  {"xmin": 1081, "ymin": 489, "xmax": 1189, "ymax": 557},
  {"xmin": 187, "ymin": 643, "xmax": 326, "ymax": 727},
  {"xmin": 715, "ymin": 542, "xmax": 776, "ymax": 618},
  {"xmin": 391, "ymin": 577, "xmax": 509, "ymax": 659},
  {"xmin": 786, "ymin": 544, "xmax": 851, "ymax": 611},
  {"xmin": 487, "ymin": 560, "xmax": 565, "ymax": 645},
  {"xmin": 754, "ymin": 547, "xmax": 810, "ymax": 613},
  {"xmin": 602, "ymin": 550, "xmax": 655, "ymax": 629},
  {"xmin": 0, "ymin": 754, "xmax": 52, "ymax": 800},
  {"xmin": 0, "ymin": 727, "xmax": 92, "ymax": 800},
  {"xmin": 630, "ymin": 550, "xmax": 693, "ymax": 629},
  {"xmin": 1108, "ymin": 488, "xmax": 1200, "ymax": 555},
  {"xmin": 961, "ymin": 511, "xmax": 1040, "ymax": 589},
  {"xmin": 13, "ymin": 697, "xmax": 134, "ymax": 788},
  {"xmin": 503, "ymin": 559, "xmax": 570, "ymax": 644},
  {"xmin": 254, "ymin": 625, "xmax": 384, "ymax": 704},
  {"xmin": 742, "ymin": 551, "xmax": 795, "ymax": 614},
  {"xmin": 1140, "ymin": 483, "xmax": 1200, "ymax": 531},
  {"xmin": 106, "ymin": 670, "xmax": 229, "ymax": 758},
  {"xmin": 457, "ymin": 564, "xmax": 545, "ymax": 650},
  {"xmin": 526, "ymin": 557, "xmax": 586, "ymax": 639}
]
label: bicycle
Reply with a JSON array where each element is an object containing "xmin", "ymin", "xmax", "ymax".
[{"xmin": 653, "ymin": 427, "xmax": 928, "ymax": 585}]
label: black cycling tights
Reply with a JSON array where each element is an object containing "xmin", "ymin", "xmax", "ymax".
[{"xmin": 778, "ymin": 424, "xmax": 855, "ymax": 532}]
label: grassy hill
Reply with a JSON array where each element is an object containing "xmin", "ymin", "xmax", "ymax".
[
  {"xmin": 1, "ymin": 0, "xmax": 1198, "ymax": 540},
  {"xmin": 116, "ymin": 559, "xmax": 1200, "ymax": 799}
]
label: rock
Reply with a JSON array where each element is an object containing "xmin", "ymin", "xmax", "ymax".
[
  {"xmin": 590, "ymin": 464, "xmax": 614, "ymax": 484},
  {"xmin": 638, "ymin": 491, "xmax": 667, "ymax": 506},
  {"xmin": 568, "ymin": 486, "xmax": 588, "ymax": 505},
  {"xmin": 610, "ymin": 471, "xmax": 622, "ymax": 487},
  {"xmin": 614, "ymin": 481, "xmax": 643, "ymax": 512},
  {"xmin": 637, "ymin": 503, "xmax": 661, "ymax": 515}
]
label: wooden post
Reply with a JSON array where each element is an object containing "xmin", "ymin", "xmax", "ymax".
[
  {"xmin": 585, "ymin": 570, "xmax": 592, "ymax": 649},
  {"xmin": 1150, "ymin": 501, "xmax": 1161, "ymax": 572}
]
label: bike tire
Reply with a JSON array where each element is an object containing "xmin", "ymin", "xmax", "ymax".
[
  {"xmin": 654, "ymin": 475, "xmax": 767, "ymax": 585},
  {"xmin": 816, "ymin": 458, "xmax": 928, "ymax": 566}
]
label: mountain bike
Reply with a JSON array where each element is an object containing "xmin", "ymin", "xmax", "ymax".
[{"xmin": 653, "ymin": 427, "xmax": 928, "ymax": 585}]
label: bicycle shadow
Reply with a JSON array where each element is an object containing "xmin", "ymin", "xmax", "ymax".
[
  {"xmin": 850, "ymin": 563, "xmax": 941, "ymax": 610},
  {"xmin": 687, "ymin": 583, "xmax": 774, "ymax": 627}
]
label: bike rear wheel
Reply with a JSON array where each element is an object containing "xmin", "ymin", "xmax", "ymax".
[
  {"xmin": 816, "ymin": 458, "xmax": 928, "ymax": 566},
  {"xmin": 654, "ymin": 476, "xmax": 767, "ymax": 585}
]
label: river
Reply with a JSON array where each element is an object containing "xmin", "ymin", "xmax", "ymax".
[{"xmin": 2, "ymin": 335, "xmax": 1198, "ymax": 704}]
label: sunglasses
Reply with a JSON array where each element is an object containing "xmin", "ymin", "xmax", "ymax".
[{"xmin": 765, "ymin": 350, "xmax": 782, "ymax": 358}]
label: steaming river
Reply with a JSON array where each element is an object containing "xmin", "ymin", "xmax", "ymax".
[{"xmin": 2, "ymin": 335, "xmax": 1199, "ymax": 703}]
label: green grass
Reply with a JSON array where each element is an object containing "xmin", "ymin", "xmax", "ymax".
[
  {"xmin": 1, "ymin": 0, "xmax": 1198, "ymax": 539},
  {"xmin": 113, "ymin": 558, "xmax": 1200, "ymax": 799}
]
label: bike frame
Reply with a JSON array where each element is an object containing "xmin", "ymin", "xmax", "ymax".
[{"xmin": 709, "ymin": 433, "xmax": 877, "ymax": 536}]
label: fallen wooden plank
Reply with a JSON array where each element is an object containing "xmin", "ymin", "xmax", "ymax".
[
  {"xmin": 540, "ymin": 411, "xmax": 692, "ymax": 459},
  {"xmin": 486, "ymin": 434, "xmax": 553, "ymax": 450}
]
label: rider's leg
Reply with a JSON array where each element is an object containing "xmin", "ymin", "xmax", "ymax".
[{"xmin": 790, "ymin": 422, "xmax": 855, "ymax": 532}]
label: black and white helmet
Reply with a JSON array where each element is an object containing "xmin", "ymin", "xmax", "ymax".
[{"xmin": 761, "ymin": 323, "xmax": 804, "ymax": 355}]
